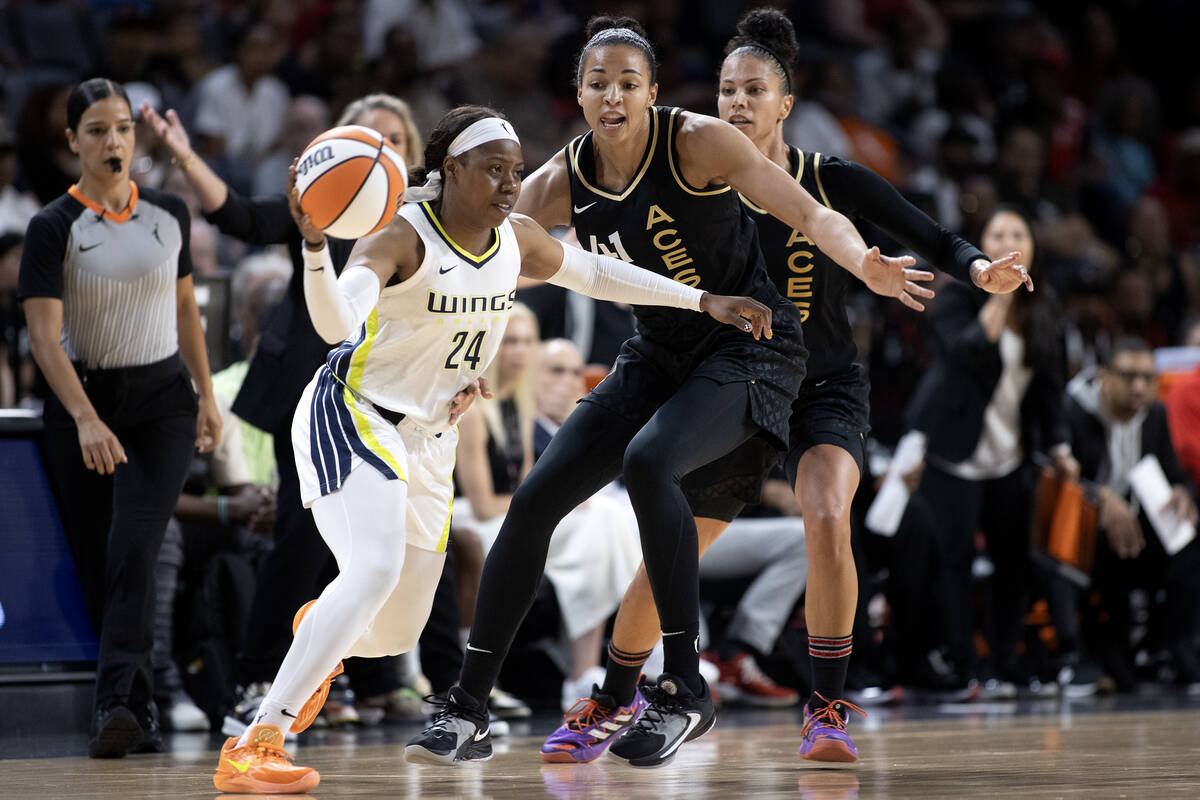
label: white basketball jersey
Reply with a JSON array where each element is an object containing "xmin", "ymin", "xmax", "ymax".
[{"xmin": 324, "ymin": 201, "xmax": 521, "ymax": 432}]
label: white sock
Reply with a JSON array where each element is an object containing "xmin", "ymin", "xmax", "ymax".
[{"xmin": 238, "ymin": 698, "xmax": 294, "ymax": 746}]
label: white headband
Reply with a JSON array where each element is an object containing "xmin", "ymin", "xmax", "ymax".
[{"xmin": 406, "ymin": 117, "xmax": 521, "ymax": 203}]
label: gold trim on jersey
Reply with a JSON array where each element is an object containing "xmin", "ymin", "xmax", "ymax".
[
  {"xmin": 738, "ymin": 146, "xmax": 806, "ymax": 214},
  {"xmin": 813, "ymin": 152, "xmax": 833, "ymax": 209},
  {"xmin": 667, "ymin": 108, "xmax": 731, "ymax": 197},
  {"xmin": 567, "ymin": 110, "xmax": 658, "ymax": 202},
  {"xmin": 419, "ymin": 202, "xmax": 500, "ymax": 265}
]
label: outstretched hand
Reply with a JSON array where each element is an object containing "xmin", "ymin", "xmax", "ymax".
[
  {"xmin": 859, "ymin": 247, "xmax": 935, "ymax": 311},
  {"xmin": 139, "ymin": 103, "xmax": 192, "ymax": 160},
  {"xmin": 972, "ymin": 251, "xmax": 1035, "ymax": 294},
  {"xmin": 700, "ymin": 293, "xmax": 773, "ymax": 340},
  {"xmin": 287, "ymin": 161, "xmax": 326, "ymax": 246}
]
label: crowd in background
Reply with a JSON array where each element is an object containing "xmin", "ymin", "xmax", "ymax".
[{"xmin": 3, "ymin": 0, "xmax": 1200, "ymax": 729}]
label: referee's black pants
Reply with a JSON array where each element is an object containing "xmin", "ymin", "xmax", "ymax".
[{"xmin": 42, "ymin": 354, "xmax": 197, "ymax": 713}]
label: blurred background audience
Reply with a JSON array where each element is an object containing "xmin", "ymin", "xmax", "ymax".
[{"xmin": 4, "ymin": 0, "xmax": 1199, "ymax": 722}]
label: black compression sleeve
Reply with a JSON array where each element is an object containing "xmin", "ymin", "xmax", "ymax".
[
  {"xmin": 817, "ymin": 156, "xmax": 986, "ymax": 285},
  {"xmin": 204, "ymin": 188, "xmax": 298, "ymax": 246}
]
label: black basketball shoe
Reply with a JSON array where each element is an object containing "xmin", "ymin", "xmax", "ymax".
[
  {"xmin": 88, "ymin": 704, "xmax": 143, "ymax": 759},
  {"xmin": 404, "ymin": 686, "xmax": 493, "ymax": 765},
  {"xmin": 608, "ymin": 673, "xmax": 717, "ymax": 767}
]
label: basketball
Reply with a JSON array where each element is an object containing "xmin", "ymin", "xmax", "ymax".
[{"xmin": 294, "ymin": 125, "xmax": 407, "ymax": 240}]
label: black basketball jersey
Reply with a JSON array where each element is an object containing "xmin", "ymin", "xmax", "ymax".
[
  {"xmin": 737, "ymin": 146, "xmax": 856, "ymax": 382},
  {"xmin": 565, "ymin": 106, "xmax": 778, "ymax": 351}
]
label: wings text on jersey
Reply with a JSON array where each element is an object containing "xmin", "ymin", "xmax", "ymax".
[{"xmin": 426, "ymin": 289, "xmax": 517, "ymax": 315}]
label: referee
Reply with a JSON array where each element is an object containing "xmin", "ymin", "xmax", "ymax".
[{"xmin": 18, "ymin": 78, "xmax": 221, "ymax": 759}]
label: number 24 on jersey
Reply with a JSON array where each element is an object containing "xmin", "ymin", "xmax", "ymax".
[{"xmin": 445, "ymin": 330, "xmax": 486, "ymax": 370}]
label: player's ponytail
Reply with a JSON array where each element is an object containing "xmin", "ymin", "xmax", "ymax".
[{"xmin": 723, "ymin": 8, "xmax": 798, "ymax": 95}]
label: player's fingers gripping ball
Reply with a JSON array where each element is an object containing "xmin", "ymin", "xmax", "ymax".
[{"xmin": 294, "ymin": 125, "xmax": 408, "ymax": 239}]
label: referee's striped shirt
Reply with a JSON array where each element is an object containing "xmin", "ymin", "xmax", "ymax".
[{"xmin": 17, "ymin": 182, "xmax": 192, "ymax": 369}]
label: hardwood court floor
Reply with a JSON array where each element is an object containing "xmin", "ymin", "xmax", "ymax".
[{"xmin": 3, "ymin": 708, "xmax": 1200, "ymax": 799}]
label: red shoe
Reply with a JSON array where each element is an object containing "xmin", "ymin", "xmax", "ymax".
[
  {"xmin": 213, "ymin": 724, "xmax": 319, "ymax": 794},
  {"xmin": 705, "ymin": 651, "xmax": 800, "ymax": 707},
  {"xmin": 289, "ymin": 600, "xmax": 344, "ymax": 733}
]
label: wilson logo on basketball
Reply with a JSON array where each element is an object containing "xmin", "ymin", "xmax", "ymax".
[{"xmin": 296, "ymin": 145, "xmax": 335, "ymax": 177}]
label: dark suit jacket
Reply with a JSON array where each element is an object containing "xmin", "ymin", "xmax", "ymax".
[
  {"xmin": 208, "ymin": 190, "xmax": 355, "ymax": 435},
  {"xmin": 906, "ymin": 281, "xmax": 1069, "ymax": 464},
  {"xmin": 1067, "ymin": 394, "xmax": 1193, "ymax": 493}
]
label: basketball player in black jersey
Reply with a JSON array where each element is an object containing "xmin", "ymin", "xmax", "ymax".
[
  {"xmin": 539, "ymin": 8, "xmax": 1034, "ymax": 766},
  {"xmin": 407, "ymin": 17, "xmax": 933, "ymax": 768}
]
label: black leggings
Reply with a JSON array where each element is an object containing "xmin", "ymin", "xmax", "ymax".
[{"xmin": 462, "ymin": 377, "xmax": 758, "ymax": 699}]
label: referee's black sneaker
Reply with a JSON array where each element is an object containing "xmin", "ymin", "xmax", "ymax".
[
  {"xmin": 88, "ymin": 704, "xmax": 143, "ymax": 759},
  {"xmin": 608, "ymin": 673, "xmax": 717, "ymax": 767},
  {"xmin": 404, "ymin": 686, "xmax": 493, "ymax": 765}
]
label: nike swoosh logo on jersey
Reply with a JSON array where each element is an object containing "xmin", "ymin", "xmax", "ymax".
[
  {"xmin": 439, "ymin": 264, "xmax": 457, "ymax": 274},
  {"xmin": 813, "ymin": 379, "xmax": 828, "ymax": 387},
  {"xmin": 573, "ymin": 202, "xmax": 597, "ymax": 214},
  {"xmin": 465, "ymin": 643, "xmax": 493, "ymax": 653},
  {"xmin": 79, "ymin": 241, "xmax": 103, "ymax": 252}
]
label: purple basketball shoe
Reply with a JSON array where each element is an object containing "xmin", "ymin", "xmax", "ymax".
[
  {"xmin": 796, "ymin": 693, "xmax": 867, "ymax": 763},
  {"xmin": 540, "ymin": 687, "xmax": 647, "ymax": 763}
]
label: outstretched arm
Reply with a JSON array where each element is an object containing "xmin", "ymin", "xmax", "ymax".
[
  {"xmin": 677, "ymin": 113, "xmax": 934, "ymax": 311},
  {"xmin": 142, "ymin": 102, "xmax": 304, "ymax": 245},
  {"xmin": 140, "ymin": 103, "xmax": 228, "ymax": 213},
  {"xmin": 510, "ymin": 213, "xmax": 773, "ymax": 339},
  {"xmin": 817, "ymin": 156, "xmax": 1032, "ymax": 293}
]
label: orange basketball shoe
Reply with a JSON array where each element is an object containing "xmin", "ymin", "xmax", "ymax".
[
  {"xmin": 213, "ymin": 724, "xmax": 319, "ymax": 794},
  {"xmin": 289, "ymin": 600, "xmax": 344, "ymax": 733}
]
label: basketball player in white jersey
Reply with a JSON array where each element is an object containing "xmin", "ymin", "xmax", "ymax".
[{"xmin": 212, "ymin": 105, "xmax": 777, "ymax": 793}]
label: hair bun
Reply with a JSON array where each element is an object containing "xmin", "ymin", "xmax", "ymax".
[
  {"xmin": 584, "ymin": 15, "xmax": 648, "ymax": 41},
  {"xmin": 728, "ymin": 7, "xmax": 798, "ymax": 67}
]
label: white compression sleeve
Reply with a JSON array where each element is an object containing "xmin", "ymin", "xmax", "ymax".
[
  {"xmin": 302, "ymin": 243, "xmax": 381, "ymax": 344},
  {"xmin": 548, "ymin": 242, "xmax": 705, "ymax": 311}
]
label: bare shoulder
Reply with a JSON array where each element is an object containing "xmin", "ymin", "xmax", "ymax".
[
  {"xmin": 506, "ymin": 212, "xmax": 540, "ymax": 235},
  {"xmin": 347, "ymin": 209, "xmax": 423, "ymax": 278},
  {"xmin": 674, "ymin": 110, "xmax": 735, "ymax": 152},
  {"xmin": 507, "ymin": 211, "xmax": 555, "ymax": 255},
  {"xmin": 515, "ymin": 147, "xmax": 572, "ymax": 228},
  {"xmin": 673, "ymin": 111, "xmax": 747, "ymax": 185}
]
